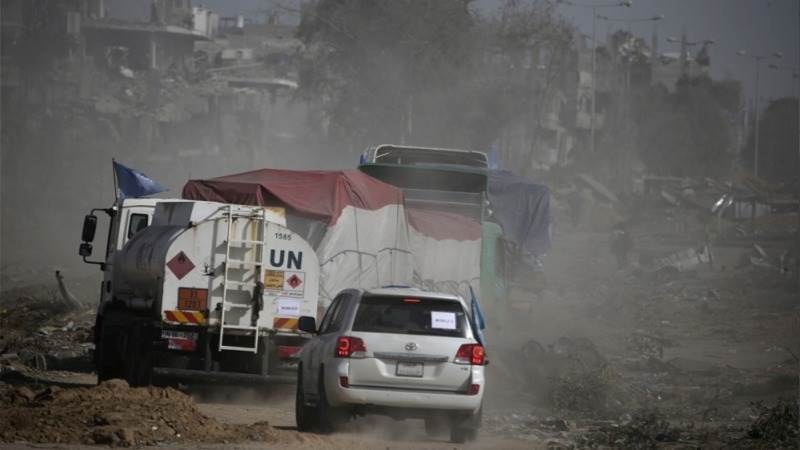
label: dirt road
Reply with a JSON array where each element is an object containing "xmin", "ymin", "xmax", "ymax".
[
  {"xmin": 2, "ymin": 228, "xmax": 797, "ymax": 449},
  {"xmin": 0, "ymin": 377, "xmax": 538, "ymax": 450},
  {"xmin": 195, "ymin": 392, "xmax": 539, "ymax": 450}
]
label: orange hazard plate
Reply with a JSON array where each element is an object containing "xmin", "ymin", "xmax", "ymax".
[{"xmin": 177, "ymin": 287, "xmax": 208, "ymax": 311}]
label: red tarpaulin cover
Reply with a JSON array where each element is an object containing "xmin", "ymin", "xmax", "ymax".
[
  {"xmin": 182, "ymin": 168, "xmax": 403, "ymax": 223},
  {"xmin": 407, "ymin": 208, "xmax": 482, "ymax": 241}
]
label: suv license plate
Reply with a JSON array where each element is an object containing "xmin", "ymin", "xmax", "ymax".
[{"xmin": 396, "ymin": 362, "xmax": 423, "ymax": 377}]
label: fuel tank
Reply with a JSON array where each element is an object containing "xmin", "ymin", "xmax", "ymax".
[{"xmin": 110, "ymin": 201, "xmax": 319, "ymax": 330}]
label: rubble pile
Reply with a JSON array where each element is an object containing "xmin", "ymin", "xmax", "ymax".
[
  {"xmin": 0, "ymin": 292, "xmax": 95, "ymax": 372},
  {"xmin": 0, "ymin": 379, "xmax": 276, "ymax": 446}
]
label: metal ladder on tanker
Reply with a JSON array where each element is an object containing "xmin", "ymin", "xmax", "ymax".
[{"xmin": 218, "ymin": 205, "xmax": 266, "ymax": 353}]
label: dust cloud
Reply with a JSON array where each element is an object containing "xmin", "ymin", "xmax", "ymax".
[{"xmin": 1, "ymin": 0, "xmax": 798, "ymax": 448}]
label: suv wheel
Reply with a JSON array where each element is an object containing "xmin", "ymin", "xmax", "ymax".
[
  {"xmin": 449, "ymin": 407, "xmax": 482, "ymax": 443},
  {"xmin": 295, "ymin": 368, "xmax": 317, "ymax": 431},
  {"xmin": 424, "ymin": 416, "xmax": 447, "ymax": 438},
  {"xmin": 316, "ymin": 371, "xmax": 344, "ymax": 433}
]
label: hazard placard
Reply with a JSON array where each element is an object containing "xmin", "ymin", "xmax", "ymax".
[
  {"xmin": 167, "ymin": 251, "xmax": 195, "ymax": 280},
  {"xmin": 282, "ymin": 271, "xmax": 305, "ymax": 297},
  {"xmin": 264, "ymin": 270, "xmax": 284, "ymax": 291}
]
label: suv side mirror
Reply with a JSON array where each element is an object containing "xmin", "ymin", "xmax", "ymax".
[
  {"xmin": 81, "ymin": 214, "xmax": 98, "ymax": 242},
  {"xmin": 298, "ymin": 316, "xmax": 317, "ymax": 334},
  {"xmin": 79, "ymin": 242, "xmax": 93, "ymax": 257}
]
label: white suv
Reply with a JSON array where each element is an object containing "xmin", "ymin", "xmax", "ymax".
[{"xmin": 295, "ymin": 287, "xmax": 486, "ymax": 443}]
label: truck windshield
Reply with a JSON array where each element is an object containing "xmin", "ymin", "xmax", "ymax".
[{"xmin": 352, "ymin": 296, "xmax": 468, "ymax": 338}]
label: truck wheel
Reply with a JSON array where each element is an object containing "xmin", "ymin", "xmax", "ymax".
[
  {"xmin": 315, "ymin": 370, "xmax": 344, "ymax": 433},
  {"xmin": 295, "ymin": 367, "xmax": 317, "ymax": 432},
  {"xmin": 449, "ymin": 407, "xmax": 481, "ymax": 443},
  {"xmin": 96, "ymin": 317, "xmax": 123, "ymax": 383},
  {"xmin": 122, "ymin": 321, "xmax": 152, "ymax": 387}
]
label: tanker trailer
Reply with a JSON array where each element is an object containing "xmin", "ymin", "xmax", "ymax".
[{"xmin": 80, "ymin": 199, "xmax": 319, "ymax": 386}]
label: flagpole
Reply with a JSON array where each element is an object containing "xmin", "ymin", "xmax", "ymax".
[{"xmin": 112, "ymin": 158, "xmax": 119, "ymax": 203}]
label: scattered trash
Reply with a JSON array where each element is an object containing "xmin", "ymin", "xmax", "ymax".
[
  {"xmin": 649, "ymin": 245, "xmax": 712, "ymax": 273},
  {"xmin": 119, "ymin": 66, "xmax": 134, "ymax": 78}
]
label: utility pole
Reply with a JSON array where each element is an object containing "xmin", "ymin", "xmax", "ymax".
[
  {"xmin": 680, "ymin": 26, "xmax": 687, "ymax": 77},
  {"xmin": 558, "ymin": 1, "xmax": 632, "ymax": 155},
  {"xmin": 754, "ymin": 57, "xmax": 762, "ymax": 177},
  {"xmin": 589, "ymin": 7, "xmax": 597, "ymax": 155},
  {"xmin": 737, "ymin": 49, "xmax": 783, "ymax": 179}
]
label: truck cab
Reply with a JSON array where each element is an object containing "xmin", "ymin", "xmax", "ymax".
[{"xmin": 80, "ymin": 198, "xmax": 160, "ymax": 305}]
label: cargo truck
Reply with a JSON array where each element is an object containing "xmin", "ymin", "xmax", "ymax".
[
  {"xmin": 358, "ymin": 144, "xmax": 550, "ymax": 319},
  {"xmin": 79, "ymin": 199, "xmax": 320, "ymax": 386}
]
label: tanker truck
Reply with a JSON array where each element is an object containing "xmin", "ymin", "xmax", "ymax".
[{"xmin": 78, "ymin": 198, "xmax": 320, "ymax": 386}]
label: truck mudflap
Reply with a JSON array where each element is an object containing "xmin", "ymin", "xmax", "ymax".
[{"xmin": 151, "ymin": 368, "xmax": 295, "ymax": 385}]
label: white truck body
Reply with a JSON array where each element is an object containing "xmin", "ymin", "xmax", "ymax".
[{"xmin": 83, "ymin": 198, "xmax": 320, "ymax": 385}]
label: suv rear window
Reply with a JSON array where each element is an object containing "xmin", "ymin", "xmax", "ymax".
[{"xmin": 352, "ymin": 295, "xmax": 467, "ymax": 338}]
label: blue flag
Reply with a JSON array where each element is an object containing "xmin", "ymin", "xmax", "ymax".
[
  {"xmin": 468, "ymin": 285, "xmax": 486, "ymax": 346},
  {"xmin": 487, "ymin": 144, "xmax": 500, "ymax": 170},
  {"xmin": 113, "ymin": 161, "xmax": 167, "ymax": 199}
]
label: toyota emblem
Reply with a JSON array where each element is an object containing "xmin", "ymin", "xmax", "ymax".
[{"xmin": 404, "ymin": 342, "xmax": 418, "ymax": 352}]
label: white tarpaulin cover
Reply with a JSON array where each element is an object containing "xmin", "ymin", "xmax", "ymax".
[{"xmin": 316, "ymin": 204, "xmax": 414, "ymax": 304}]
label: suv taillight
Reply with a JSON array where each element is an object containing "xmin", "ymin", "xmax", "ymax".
[
  {"xmin": 336, "ymin": 336, "xmax": 367, "ymax": 358},
  {"xmin": 454, "ymin": 343, "xmax": 485, "ymax": 365}
]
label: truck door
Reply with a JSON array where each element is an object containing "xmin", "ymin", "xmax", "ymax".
[
  {"xmin": 114, "ymin": 203, "xmax": 157, "ymax": 250},
  {"xmin": 100, "ymin": 200, "xmax": 158, "ymax": 304}
]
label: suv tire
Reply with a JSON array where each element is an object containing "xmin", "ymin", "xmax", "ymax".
[
  {"xmin": 295, "ymin": 368, "xmax": 317, "ymax": 431},
  {"xmin": 316, "ymin": 370, "xmax": 344, "ymax": 433},
  {"xmin": 424, "ymin": 416, "xmax": 447, "ymax": 438},
  {"xmin": 449, "ymin": 407, "xmax": 481, "ymax": 443}
]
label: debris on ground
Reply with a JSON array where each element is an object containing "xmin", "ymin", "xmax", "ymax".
[
  {"xmin": 520, "ymin": 337, "xmax": 617, "ymax": 414},
  {"xmin": 0, "ymin": 292, "xmax": 95, "ymax": 372},
  {"xmin": 0, "ymin": 379, "xmax": 277, "ymax": 446},
  {"xmin": 55, "ymin": 270, "xmax": 84, "ymax": 310},
  {"xmin": 549, "ymin": 357, "xmax": 615, "ymax": 414},
  {"xmin": 742, "ymin": 397, "xmax": 799, "ymax": 448},
  {"xmin": 579, "ymin": 407, "xmax": 684, "ymax": 448}
]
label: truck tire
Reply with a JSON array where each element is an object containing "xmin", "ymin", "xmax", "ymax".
[
  {"xmin": 122, "ymin": 321, "xmax": 153, "ymax": 387},
  {"xmin": 96, "ymin": 315, "xmax": 124, "ymax": 383},
  {"xmin": 295, "ymin": 367, "xmax": 317, "ymax": 432}
]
